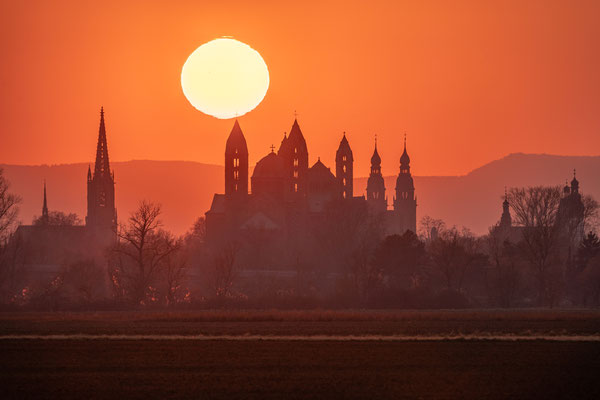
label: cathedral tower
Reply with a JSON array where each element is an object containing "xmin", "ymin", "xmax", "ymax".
[
  {"xmin": 278, "ymin": 118, "xmax": 309, "ymax": 201},
  {"xmin": 335, "ymin": 133, "xmax": 353, "ymax": 199},
  {"xmin": 393, "ymin": 135, "xmax": 417, "ymax": 233},
  {"xmin": 366, "ymin": 138, "xmax": 386, "ymax": 213},
  {"xmin": 86, "ymin": 107, "xmax": 117, "ymax": 233},
  {"xmin": 225, "ymin": 120, "xmax": 249, "ymax": 199}
]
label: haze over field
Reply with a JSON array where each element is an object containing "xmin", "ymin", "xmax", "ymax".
[{"xmin": 3, "ymin": 153, "xmax": 599, "ymax": 235}]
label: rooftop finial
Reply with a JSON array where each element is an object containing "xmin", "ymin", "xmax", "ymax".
[
  {"xmin": 294, "ymin": 110, "xmax": 298, "ymax": 120},
  {"xmin": 374, "ymin": 134, "xmax": 377, "ymax": 148},
  {"xmin": 404, "ymin": 132, "xmax": 407, "ymax": 148},
  {"xmin": 270, "ymin": 144, "xmax": 275, "ymax": 153},
  {"xmin": 574, "ymin": 168, "xmax": 576, "ymax": 178}
]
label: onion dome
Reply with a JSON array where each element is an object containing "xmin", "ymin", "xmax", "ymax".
[
  {"xmin": 400, "ymin": 135, "xmax": 410, "ymax": 166},
  {"xmin": 563, "ymin": 180, "xmax": 571, "ymax": 195},
  {"xmin": 571, "ymin": 169, "xmax": 579, "ymax": 193},
  {"xmin": 371, "ymin": 146, "xmax": 381, "ymax": 166}
]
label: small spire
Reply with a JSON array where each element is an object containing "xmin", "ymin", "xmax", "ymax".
[
  {"xmin": 318, "ymin": 156, "xmax": 320, "ymax": 161},
  {"xmin": 404, "ymin": 132, "xmax": 407, "ymax": 149},
  {"xmin": 374, "ymin": 134, "xmax": 377, "ymax": 148},
  {"xmin": 573, "ymin": 168, "xmax": 577, "ymax": 178},
  {"xmin": 294, "ymin": 110, "xmax": 298, "ymax": 120},
  {"xmin": 270, "ymin": 144, "xmax": 275, "ymax": 153},
  {"xmin": 42, "ymin": 180, "xmax": 49, "ymax": 223}
]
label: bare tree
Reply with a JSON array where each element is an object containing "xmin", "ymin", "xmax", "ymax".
[
  {"xmin": 486, "ymin": 225, "xmax": 520, "ymax": 307},
  {"xmin": 109, "ymin": 201, "xmax": 180, "ymax": 304},
  {"xmin": 508, "ymin": 186, "xmax": 563, "ymax": 307},
  {"xmin": 161, "ymin": 242, "xmax": 188, "ymax": 305},
  {"xmin": 0, "ymin": 169, "xmax": 20, "ymax": 241},
  {"xmin": 419, "ymin": 216, "xmax": 446, "ymax": 242},
  {"xmin": 428, "ymin": 227, "xmax": 485, "ymax": 293},
  {"xmin": 211, "ymin": 241, "xmax": 240, "ymax": 299}
]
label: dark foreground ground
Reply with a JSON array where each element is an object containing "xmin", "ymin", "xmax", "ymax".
[
  {"xmin": 1, "ymin": 310, "xmax": 600, "ymax": 399},
  {"xmin": 2, "ymin": 339, "xmax": 600, "ymax": 399}
]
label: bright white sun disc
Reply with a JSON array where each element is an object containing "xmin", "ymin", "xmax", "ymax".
[{"xmin": 181, "ymin": 38, "xmax": 269, "ymax": 119}]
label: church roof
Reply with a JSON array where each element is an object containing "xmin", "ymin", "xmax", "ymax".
[
  {"xmin": 207, "ymin": 194, "xmax": 226, "ymax": 214},
  {"xmin": 252, "ymin": 152, "xmax": 285, "ymax": 179},
  {"xmin": 309, "ymin": 159, "xmax": 336, "ymax": 181},
  {"xmin": 225, "ymin": 120, "xmax": 248, "ymax": 155}
]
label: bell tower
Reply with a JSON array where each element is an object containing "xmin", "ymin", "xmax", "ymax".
[
  {"xmin": 366, "ymin": 137, "xmax": 386, "ymax": 213},
  {"xmin": 335, "ymin": 132, "xmax": 353, "ymax": 199},
  {"xmin": 393, "ymin": 134, "xmax": 417, "ymax": 233}
]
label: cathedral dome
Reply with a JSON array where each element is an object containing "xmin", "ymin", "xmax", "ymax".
[{"xmin": 252, "ymin": 152, "xmax": 285, "ymax": 179}]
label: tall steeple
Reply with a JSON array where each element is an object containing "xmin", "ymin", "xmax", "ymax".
[
  {"xmin": 225, "ymin": 119, "xmax": 249, "ymax": 198},
  {"xmin": 41, "ymin": 180, "xmax": 49, "ymax": 224},
  {"xmin": 394, "ymin": 133, "xmax": 417, "ymax": 233},
  {"xmin": 86, "ymin": 107, "xmax": 117, "ymax": 236},
  {"xmin": 366, "ymin": 136, "xmax": 386, "ymax": 213},
  {"xmin": 335, "ymin": 132, "xmax": 353, "ymax": 199},
  {"xmin": 94, "ymin": 107, "xmax": 111, "ymax": 177}
]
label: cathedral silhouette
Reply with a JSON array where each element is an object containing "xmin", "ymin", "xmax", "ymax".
[
  {"xmin": 15, "ymin": 108, "xmax": 117, "ymax": 279},
  {"xmin": 205, "ymin": 119, "xmax": 417, "ymax": 243}
]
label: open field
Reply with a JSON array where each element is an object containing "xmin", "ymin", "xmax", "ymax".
[
  {"xmin": 2, "ymin": 339, "xmax": 600, "ymax": 399},
  {"xmin": 1, "ymin": 310, "xmax": 600, "ymax": 399},
  {"xmin": 1, "ymin": 309, "xmax": 600, "ymax": 336}
]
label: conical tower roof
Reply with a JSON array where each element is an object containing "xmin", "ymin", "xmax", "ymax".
[
  {"xmin": 94, "ymin": 107, "xmax": 111, "ymax": 177},
  {"xmin": 225, "ymin": 120, "xmax": 248, "ymax": 154}
]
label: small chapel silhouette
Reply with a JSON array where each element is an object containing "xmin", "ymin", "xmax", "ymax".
[{"xmin": 205, "ymin": 119, "xmax": 417, "ymax": 244}]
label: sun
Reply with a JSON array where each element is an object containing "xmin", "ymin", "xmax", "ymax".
[{"xmin": 181, "ymin": 38, "xmax": 269, "ymax": 119}]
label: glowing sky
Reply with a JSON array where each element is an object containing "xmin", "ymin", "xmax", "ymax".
[{"xmin": 1, "ymin": 0, "xmax": 599, "ymax": 176}]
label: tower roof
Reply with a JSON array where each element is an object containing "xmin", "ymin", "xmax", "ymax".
[
  {"xmin": 371, "ymin": 138, "xmax": 381, "ymax": 166},
  {"xmin": 94, "ymin": 107, "xmax": 111, "ymax": 177},
  {"xmin": 286, "ymin": 118, "xmax": 308, "ymax": 153},
  {"xmin": 400, "ymin": 134, "xmax": 410, "ymax": 166},
  {"xmin": 225, "ymin": 119, "xmax": 248, "ymax": 155},
  {"xmin": 336, "ymin": 132, "xmax": 353, "ymax": 161}
]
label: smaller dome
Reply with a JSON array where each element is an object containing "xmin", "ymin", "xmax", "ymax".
[
  {"xmin": 563, "ymin": 183, "xmax": 571, "ymax": 194},
  {"xmin": 252, "ymin": 152, "xmax": 284, "ymax": 179}
]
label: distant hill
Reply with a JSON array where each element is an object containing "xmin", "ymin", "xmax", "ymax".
[{"xmin": 2, "ymin": 153, "xmax": 599, "ymax": 235}]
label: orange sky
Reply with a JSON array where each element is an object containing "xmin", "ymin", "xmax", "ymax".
[{"xmin": 1, "ymin": 0, "xmax": 599, "ymax": 177}]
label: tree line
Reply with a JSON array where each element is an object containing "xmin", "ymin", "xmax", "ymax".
[{"xmin": 1, "ymin": 168, "xmax": 599, "ymax": 310}]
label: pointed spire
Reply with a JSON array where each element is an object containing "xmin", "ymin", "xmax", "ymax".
[
  {"xmin": 42, "ymin": 180, "xmax": 49, "ymax": 224},
  {"xmin": 94, "ymin": 106, "xmax": 111, "ymax": 177}
]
